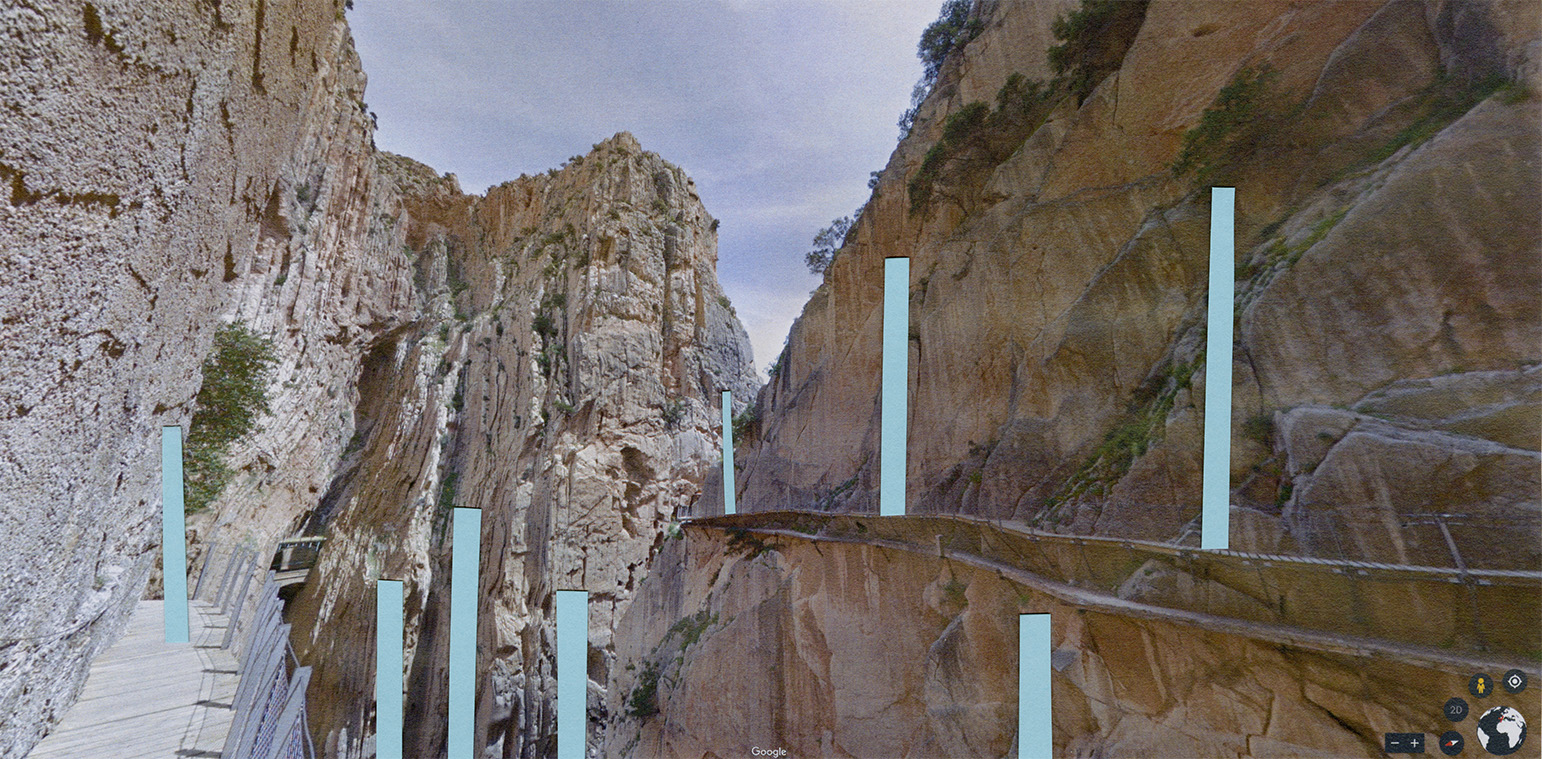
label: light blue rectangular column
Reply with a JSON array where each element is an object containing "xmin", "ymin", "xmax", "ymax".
[
  {"xmin": 1019, "ymin": 613, "xmax": 1052, "ymax": 759},
  {"xmin": 376, "ymin": 580, "xmax": 403, "ymax": 759},
  {"xmin": 881, "ymin": 257, "xmax": 909, "ymax": 517},
  {"xmin": 556, "ymin": 590, "xmax": 588, "ymax": 759},
  {"xmin": 1202, "ymin": 187, "xmax": 1236, "ymax": 550},
  {"xmin": 161, "ymin": 426, "xmax": 188, "ymax": 643},
  {"xmin": 721, "ymin": 391, "xmax": 735, "ymax": 515},
  {"xmin": 448, "ymin": 508, "xmax": 482, "ymax": 758}
]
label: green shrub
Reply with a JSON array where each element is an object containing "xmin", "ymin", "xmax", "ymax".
[
  {"xmin": 1048, "ymin": 0, "xmax": 1150, "ymax": 103},
  {"xmin": 626, "ymin": 661, "xmax": 661, "ymax": 718},
  {"xmin": 943, "ymin": 577, "xmax": 968, "ymax": 607},
  {"xmin": 725, "ymin": 527, "xmax": 772, "ymax": 559},
  {"xmin": 184, "ymin": 321, "xmax": 277, "ymax": 513},
  {"xmin": 438, "ymin": 470, "xmax": 459, "ymax": 512},
  {"xmin": 1170, "ymin": 66, "xmax": 1276, "ymax": 185},
  {"xmin": 908, "ymin": 75, "xmax": 1061, "ymax": 214},
  {"xmin": 1242, "ymin": 413, "xmax": 1274, "ymax": 447},
  {"xmin": 668, "ymin": 609, "xmax": 718, "ymax": 651},
  {"xmin": 731, "ymin": 404, "xmax": 759, "ymax": 442},
  {"xmin": 532, "ymin": 313, "xmax": 557, "ymax": 339},
  {"xmin": 446, "ymin": 262, "xmax": 469, "ymax": 297},
  {"xmin": 535, "ymin": 343, "xmax": 560, "ymax": 378},
  {"xmin": 1044, "ymin": 356, "xmax": 1200, "ymax": 511},
  {"xmin": 805, "ymin": 214, "xmax": 855, "ymax": 275},
  {"xmin": 661, "ymin": 398, "xmax": 686, "ymax": 428}
]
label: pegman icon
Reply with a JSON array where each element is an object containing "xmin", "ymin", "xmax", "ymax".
[{"xmin": 1471, "ymin": 673, "xmax": 1494, "ymax": 699}]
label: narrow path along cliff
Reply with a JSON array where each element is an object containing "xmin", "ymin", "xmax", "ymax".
[
  {"xmin": 603, "ymin": 512, "xmax": 1540, "ymax": 757},
  {"xmin": 1, "ymin": 0, "xmax": 1537, "ymax": 757}
]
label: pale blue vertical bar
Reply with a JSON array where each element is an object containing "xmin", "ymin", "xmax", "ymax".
[
  {"xmin": 448, "ymin": 508, "xmax": 481, "ymax": 757},
  {"xmin": 721, "ymin": 391, "xmax": 735, "ymax": 515},
  {"xmin": 161, "ymin": 426, "xmax": 188, "ymax": 643},
  {"xmin": 1202, "ymin": 187, "xmax": 1235, "ymax": 551},
  {"xmin": 556, "ymin": 590, "xmax": 588, "ymax": 759},
  {"xmin": 375, "ymin": 580, "xmax": 403, "ymax": 759},
  {"xmin": 880, "ymin": 257, "xmax": 909, "ymax": 517},
  {"xmin": 1019, "ymin": 613, "xmax": 1052, "ymax": 759}
]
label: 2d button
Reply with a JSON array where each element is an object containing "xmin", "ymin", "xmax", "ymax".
[
  {"xmin": 1470, "ymin": 673, "xmax": 1495, "ymax": 699},
  {"xmin": 1385, "ymin": 732, "xmax": 1426, "ymax": 754},
  {"xmin": 1502, "ymin": 669, "xmax": 1526, "ymax": 695},
  {"xmin": 1439, "ymin": 730, "xmax": 1464, "ymax": 755},
  {"xmin": 1446, "ymin": 697, "xmax": 1470, "ymax": 722}
]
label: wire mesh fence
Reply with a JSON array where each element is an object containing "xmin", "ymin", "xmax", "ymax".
[{"xmin": 192, "ymin": 539, "xmax": 318, "ymax": 759}]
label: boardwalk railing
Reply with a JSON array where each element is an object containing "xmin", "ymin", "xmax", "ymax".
[
  {"xmin": 193, "ymin": 537, "xmax": 321, "ymax": 759},
  {"xmin": 221, "ymin": 569, "xmax": 316, "ymax": 759}
]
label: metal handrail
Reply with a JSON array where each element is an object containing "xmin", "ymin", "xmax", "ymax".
[
  {"xmin": 194, "ymin": 535, "xmax": 317, "ymax": 759},
  {"xmin": 221, "ymin": 564, "xmax": 316, "ymax": 759}
]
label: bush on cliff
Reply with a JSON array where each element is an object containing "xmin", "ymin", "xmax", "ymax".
[
  {"xmin": 1170, "ymin": 66, "xmax": 1277, "ymax": 186},
  {"xmin": 917, "ymin": 0, "xmax": 979, "ymax": 87},
  {"xmin": 1048, "ymin": 0, "xmax": 1151, "ymax": 103},
  {"xmin": 804, "ymin": 214, "xmax": 856, "ymax": 275},
  {"xmin": 185, "ymin": 321, "xmax": 277, "ymax": 513},
  {"xmin": 907, "ymin": 75, "xmax": 1060, "ymax": 214},
  {"xmin": 900, "ymin": 0, "xmax": 983, "ymax": 139}
]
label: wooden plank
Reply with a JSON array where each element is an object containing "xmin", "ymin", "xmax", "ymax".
[{"xmin": 31, "ymin": 600, "xmax": 240, "ymax": 759}]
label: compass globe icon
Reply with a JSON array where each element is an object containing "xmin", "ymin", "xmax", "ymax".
[{"xmin": 1475, "ymin": 705, "xmax": 1527, "ymax": 755}]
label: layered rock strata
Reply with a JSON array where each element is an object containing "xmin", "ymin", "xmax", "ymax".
[
  {"xmin": 283, "ymin": 133, "xmax": 758, "ymax": 758},
  {"xmin": 0, "ymin": 0, "xmax": 414, "ymax": 753},
  {"xmin": 726, "ymin": 0, "xmax": 1541, "ymax": 572},
  {"xmin": 608, "ymin": 524, "xmax": 1539, "ymax": 757},
  {"xmin": 0, "ymin": 2, "xmax": 756, "ymax": 756}
]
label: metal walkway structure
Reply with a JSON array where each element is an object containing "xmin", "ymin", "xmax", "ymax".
[{"xmin": 30, "ymin": 537, "xmax": 324, "ymax": 759}]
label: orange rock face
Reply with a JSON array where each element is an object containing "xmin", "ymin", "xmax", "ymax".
[{"xmin": 729, "ymin": 0, "xmax": 1539, "ymax": 564}]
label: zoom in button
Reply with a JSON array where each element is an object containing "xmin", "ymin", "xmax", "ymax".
[{"xmin": 1385, "ymin": 732, "xmax": 1425, "ymax": 754}]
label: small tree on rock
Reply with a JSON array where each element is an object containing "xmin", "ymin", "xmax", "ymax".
[{"xmin": 805, "ymin": 215, "xmax": 855, "ymax": 275}]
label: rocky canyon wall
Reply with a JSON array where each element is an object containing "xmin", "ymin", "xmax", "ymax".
[
  {"xmin": 282, "ymin": 134, "xmax": 759, "ymax": 758},
  {"xmin": 0, "ymin": 2, "xmax": 757, "ymax": 757},
  {"xmin": 607, "ymin": 524, "xmax": 1539, "ymax": 757},
  {"xmin": 726, "ymin": 0, "xmax": 1541, "ymax": 571},
  {"xmin": 4, "ymin": 0, "xmax": 1538, "ymax": 757},
  {"xmin": 0, "ymin": 0, "xmax": 418, "ymax": 754}
]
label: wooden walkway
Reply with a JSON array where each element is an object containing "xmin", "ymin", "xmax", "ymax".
[{"xmin": 31, "ymin": 599, "xmax": 240, "ymax": 758}]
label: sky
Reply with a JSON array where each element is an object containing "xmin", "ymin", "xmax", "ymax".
[{"xmin": 347, "ymin": 0, "xmax": 943, "ymax": 377}]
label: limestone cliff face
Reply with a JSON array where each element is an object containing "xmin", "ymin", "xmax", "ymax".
[
  {"xmin": 0, "ymin": 1, "xmax": 757, "ymax": 757},
  {"xmin": 608, "ymin": 525, "xmax": 1536, "ymax": 757},
  {"xmin": 728, "ymin": 0, "xmax": 1540, "ymax": 569},
  {"xmin": 282, "ymin": 133, "xmax": 759, "ymax": 758},
  {"xmin": 0, "ymin": 0, "xmax": 414, "ymax": 754}
]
